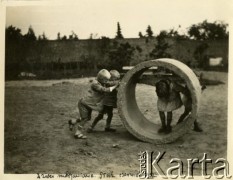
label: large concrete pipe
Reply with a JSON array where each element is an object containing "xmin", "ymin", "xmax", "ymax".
[{"xmin": 117, "ymin": 59, "xmax": 201, "ymax": 144}]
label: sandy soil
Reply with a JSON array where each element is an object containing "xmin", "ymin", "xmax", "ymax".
[{"xmin": 4, "ymin": 71, "xmax": 228, "ymax": 176}]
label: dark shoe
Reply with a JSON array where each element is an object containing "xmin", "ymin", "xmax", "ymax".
[
  {"xmin": 193, "ymin": 122, "xmax": 203, "ymax": 132},
  {"xmin": 158, "ymin": 127, "xmax": 166, "ymax": 134},
  {"xmin": 105, "ymin": 128, "xmax": 116, "ymax": 132},
  {"xmin": 87, "ymin": 127, "xmax": 94, "ymax": 133},
  {"xmin": 176, "ymin": 120, "xmax": 183, "ymax": 125},
  {"xmin": 165, "ymin": 126, "xmax": 172, "ymax": 134}
]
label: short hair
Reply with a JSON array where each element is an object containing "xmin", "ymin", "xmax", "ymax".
[
  {"xmin": 97, "ymin": 69, "xmax": 111, "ymax": 83},
  {"xmin": 110, "ymin": 70, "xmax": 120, "ymax": 80}
]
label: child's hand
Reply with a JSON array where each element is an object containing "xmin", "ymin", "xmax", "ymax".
[{"xmin": 109, "ymin": 85, "xmax": 118, "ymax": 92}]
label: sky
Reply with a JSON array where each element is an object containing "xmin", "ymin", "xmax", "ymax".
[{"xmin": 5, "ymin": 0, "xmax": 233, "ymax": 40}]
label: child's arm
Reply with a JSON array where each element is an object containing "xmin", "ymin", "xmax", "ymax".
[
  {"xmin": 105, "ymin": 80, "xmax": 119, "ymax": 87},
  {"xmin": 172, "ymin": 82, "xmax": 187, "ymax": 94},
  {"xmin": 91, "ymin": 82, "xmax": 117, "ymax": 93}
]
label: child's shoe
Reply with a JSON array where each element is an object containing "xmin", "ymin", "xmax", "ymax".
[
  {"xmin": 176, "ymin": 119, "xmax": 183, "ymax": 125},
  {"xmin": 193, "ymin": 122, "xmax": 203, "ymax": 132},
  {"xmin": 74, "ymin": 129, "xmax": 87, "ymax": 139},
  {"xmin": 165, "ymin": 126, "xmax": 172, "ymax": 134},
  {"xmin": 87, "ymin": 127, "xmax": 94, "ymax": 133},
  {"xmin": 105, "ymin": 127, "xmax": 116, "ymax": 132},
  {"xmin": 158, "ymin": 126, "xmax": 166, "ymax": 134}
]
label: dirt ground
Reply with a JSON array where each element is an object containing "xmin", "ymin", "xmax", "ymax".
[{"xmin": 4, "ymin": 71, "xmax": 228, "ymax": 176}]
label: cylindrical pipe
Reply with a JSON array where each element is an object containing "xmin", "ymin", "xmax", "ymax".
[{"xmin": 117, "ymin": 59, "xmax": 201, "ymax": 144}]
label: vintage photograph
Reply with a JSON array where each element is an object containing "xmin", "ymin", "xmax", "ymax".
[{"xmin": 2, "ymin": 0, "xmax": 232, "ymax": 178}]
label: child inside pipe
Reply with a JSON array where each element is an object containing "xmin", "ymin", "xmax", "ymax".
[
  {"xmin": 155, "ymin": 78, "xmax": 185, "ymax": 134},
  {"xmin": 87, "ymin": 70, "xmax": 121, "ymax": 133},
  {"xmin": 155, "ymin": 73, "xmax": 205, "ymax": 134},
  {"xmin": 68, "ymin": 69, "xmax": 119, "ymax": 139}
]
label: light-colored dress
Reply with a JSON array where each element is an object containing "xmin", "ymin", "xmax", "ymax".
[{"xmin": 157, "ymin": 82, "xmax": 183, "ymax": 112}]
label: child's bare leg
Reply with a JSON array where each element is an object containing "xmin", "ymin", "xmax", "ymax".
[
  {"xmin": 177, "ymin": 108, "xmax": 190, "ymax": 124},
  {"xmin": 68, "ymin": 101, "xmax": 85, "ymax": 130},
  {"xmin": 158, "ymin": 111, "xmax": 166, "ymax": 133},
  {"xmin": 166, "ymin": 111, "xmax": 172, "ymax": 133},
  {"xmin": 105, "ymin": 106, "xmax": 115, "ymax": 132},
  {"xmin": 74, "ymin": 100, "xmax": 91, "ymax": 139}
]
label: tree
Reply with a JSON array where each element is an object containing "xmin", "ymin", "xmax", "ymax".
[
  {"xmin": 38, "ymin": 32, "xmax": 48, "ymax": 41},
  {"xmin": 167, "ymin": 28, "xmax": 188, "ymax": 40},
  {"xmin": 38, "ymin": 35, "xmax": 42, "ymax": 41},
  {"xmin": 98, "ymin": 36, "xmax": 111, "ymax": 54},
  {"xmin": 188, "ymin": 20, "xmax": 228, "ymax": 40},
  {"xmin": 69, "ymin": 34, "xmax": 73, "ymax": 40},
  {"xmin": 152, "ymin": 28, "xmax": 187, "ymax": 40},
  {"xmin": 138, "ymin": 32, "xmax": 144, "ymax": 38},
  {"xmin": 5, "ymin": 25, "xmax": 24, "ymax": 58},
  {"xmin": 146, "ymin": 25, "xmax": 153, "ymax": 38},
  {"xmin": 108, "ymin": 42, "xmax": 135, "ymax": 70},
  {"xmin": 193, "ymin": 43, "xmax": 209, "ymax": 68},
  {"xmin": 57, "ymin": 32, "xmax": 61, "ymax": 40},
  {"xmin": 150, "ymin": 31, "xmax": 171, "ymax": 59},
  {"xmin": 68, "ymin": 31, "xmax": 78, "ymax": 40},
  {"xmin": 24, "ymin": 25, "xmax": 37, "ymax": 41},
  {"xmin": 66, "ymin": 31, "xmax": 78, "ymax": 40},
  {"xmin": 5, "ymin": 26, "xmax": 25, "ymax": 79},
  {"xmin": 89, "ymin": 33, "xmax": 93, "ymax": 40},
  {"xmin": 42, "ymin": 32, "xmax": 47, "ymax": 40},
  {"xmin": 5, "ymin": 25, "xmax": 23, "ymax": 42},
  {"xmin": 61, "ymin": 35, "xmax": 67, "ymax": 40},
  {"xmin": 115, "ymin": 22, "xmax": 124, "ymax": 39}
]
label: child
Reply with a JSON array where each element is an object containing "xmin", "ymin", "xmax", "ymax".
[
  {"xmin": 155, "ymin": 79, "xmax": 184, "ymax": 134},
  {"xmin": 69, "ymin": 69, "xmax": 118, "ymax": 139},
  {"xmin": 87, "ymin": 70, "xmax": 121, "ymax": 132}
]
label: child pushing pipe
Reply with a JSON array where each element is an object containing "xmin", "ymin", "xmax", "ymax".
[{"xmin": 68, "ymin": 69, "xmax": 119, "ymax": 139}]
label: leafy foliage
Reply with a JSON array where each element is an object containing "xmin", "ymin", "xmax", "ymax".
[
  {"xmin": 108, "ymin": 42, "xmax": 135, "ymax": 70},
  {"xmin": 154, "ymin": 28, "xmax": 188, "ymax": 40},
  {"xmin": 149, "ymin": 31, "xmax": 171, "ymax": 59},
  {"xmin": 38, "ymin": 32, "xmax": 48, "ymax": 41},
  {"xmin": 138, "ymin": 32, "xmax": 144, "ymax": 38},
  {"xmin": 146, "ymin": 25, "xmax": 153, "ymax": 38},
  {"xmin": 24, "ymin": 25, "xmax": 37, "ymax": 41},
  {"xmin": 57, "ymin": 32, "xmax": 61, "ymax": 40},
  {"xmin": 193, "ymin": 43, "xmax": 209, "ymax": 68},
  {"xmin": 188, "ymin": 20, "xmax": 228, "ymax": 40},
  {"xmin": 5, "ymin": 21, "xmax": 229, "ymax": 80},
  {"xmin": 5, "ymin": 25, "xmax": 23, "ymax": 42}
]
